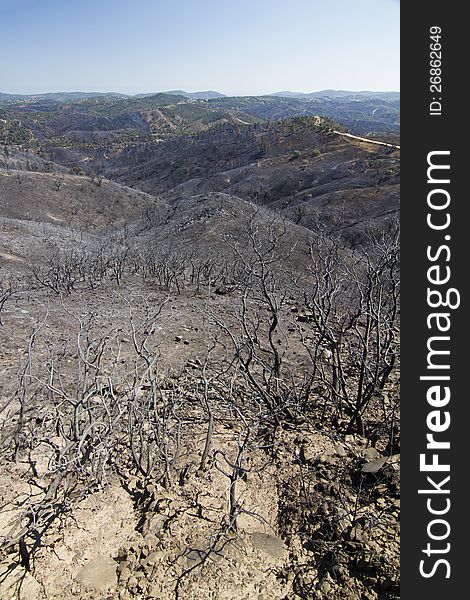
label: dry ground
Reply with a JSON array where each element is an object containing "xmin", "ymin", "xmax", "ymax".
[{"xmin": 0, "ymin": 278, "xmax": 399, "ymax": 600}]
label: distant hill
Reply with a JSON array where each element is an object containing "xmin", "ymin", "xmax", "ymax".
[
  {"xmin": 0, "ymin": 167, "xmax": 162, "ymax": 231},
  {"xmin": 134, "ymin": 91, "xmax": 226, "ymax": 100},
  {"xmin": 270, "ymin": 90, "xmax": 400, "ymax": 101},
  {"xmin": 0, "ymin": 93, "xmax": 259, "ymax": 146},
  {"xmin": 164, "ymin": 90, "xmax": 226, "ymax": 100},
  {"xmin": 0, "ymin": 90, "xmax": 399, "ymax": 149},
  {"xmin": 0, "ymin": 92, "xmax": 23, "ymax": 101},
  {"xmin": 209, "ymin": 95, "xmax": 400, "ymax": 136},
  {"xmin": 1, "ymin": 89, "xmax": 399, "ymax": 103},
  {"xmin": 0, "ymin": 91, "xmax": 128, "ymax": 102},
  {"xmin": 79, "ymin": 116, "xmax": 399, "ymax": 245}
]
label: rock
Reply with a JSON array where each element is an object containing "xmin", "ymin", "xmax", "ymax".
[
  {"xmin": 297, "ymin": 573, "xmax": 315, "ymax": 587},
  {"xmin": 127, "ymin": 475, "xmax": 138, "ymax": 491},
  {"xmin": 143, "ymin": 532, "xmax": 160, "ymax": 549},
  {"xmin": 333, "ymin": 442, "xmax": 348, "ymax": 457},
  {"xmin": 142, "ymin": 513, "xmax": 168, "ymax": 535},
  {"xmin": 117, "ymin": 565, "xmax": 132, "ymax": 582},
  {"xmin": 362, "ymin": 447, "xmax": 381, "ymax": 461},
  {"xmin": 175, "ymin": 335, "xmax": 183, "ymax": 342},
  {"xmin": 148, "ymin": 583, "xmax": 161, "ymax": 597},
  {"xmin": 250, "ymin": 533, "xmax": 288, "ymax": 559},
  {"xmin": 361, "ymin": 457, "xmax": 388, "ymax": 473},
  {"xmin": 75, "ymin": 556, "xmax": 117, "ymax": 591},
  {"xmin": 318, "ymin": 452, "xmax": 338, "ymax": 465},
  {"xmin": 185, "ymin": 549, "xmax": 205, "ymax": 567},
  {"xmin": 146, "ymin": 550, "xmax": 165, "ymax": 566},
  {"xmin": 318, "ymin": 579, "xmax": 332, "ymax": 594},
  {"xmin": 350, "ymin": 524, "xmax": 368, "ymax": 542},
  {"xmin": 146, "ymin": 482, "xmax": 156, "ymax": 494}
]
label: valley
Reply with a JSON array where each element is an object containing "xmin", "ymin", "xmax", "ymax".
[{"xmin": 0, "ymin": 90, "xmax": 400, "ymax": 600}]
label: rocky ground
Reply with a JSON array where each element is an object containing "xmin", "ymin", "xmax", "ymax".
[
  {"xmin": 0, "ymin": 112, "xmax": 400, "ymax": 599},
  {"xmin": 0, "ymin": 279, "xmax": 400, "ymax": 600},
  {"xmin": 0, "ymin": 428, "xmax": 399, "ymax": 600}
]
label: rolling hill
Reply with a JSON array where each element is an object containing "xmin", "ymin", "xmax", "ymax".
[{"xmin": 0, "ymin": 89, "xmax": 400, "ymax": 600}]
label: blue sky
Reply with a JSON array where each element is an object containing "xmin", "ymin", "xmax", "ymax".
[{"xmin": 0, "ymin": 0, "xmax": 400, "ymax": 95}]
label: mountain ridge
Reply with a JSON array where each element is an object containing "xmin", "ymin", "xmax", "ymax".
[
  {"xmin": 1, "ymin": 89, "xmax": 399, "ymax": 103},
  {"xmin": 270, "ymin": 90, "xmax": 400, "ymax": 100}
]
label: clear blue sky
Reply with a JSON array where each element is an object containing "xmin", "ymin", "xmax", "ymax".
[{"xmin": 0, "ymin": 0, "xmax": 400, "ymax": 95}]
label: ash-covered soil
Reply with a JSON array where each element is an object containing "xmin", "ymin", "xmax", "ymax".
[
  {"xmin": 1, "ymin": 115, "xmax": 399, "ymax": 599},
  {"xmin": 0, "ymin": 277, "xmax": 399, "ymax": 600}
]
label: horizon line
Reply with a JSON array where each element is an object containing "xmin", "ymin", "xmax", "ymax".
[{"xmin": 1, "ymin": 87, "xmax": 401, "ymax": 97}]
